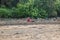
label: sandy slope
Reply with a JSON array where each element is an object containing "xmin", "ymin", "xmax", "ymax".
[{"xmin": 0, "ymin": 24, "xmax": 60, "ymax": 40}]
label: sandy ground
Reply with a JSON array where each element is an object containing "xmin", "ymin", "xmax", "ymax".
[{"xmin": 0, "ymin": 24, "xmax": 60, "ymax": 40}]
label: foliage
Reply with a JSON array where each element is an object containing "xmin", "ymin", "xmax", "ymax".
[
  {"xmin": 0, "ymin": 8, "xmax": 12, "ymax": 18},
  {"xmin": 0, "ymin": 0, "xmax": 60, "ymax": 18},
  {"xmin": 55, "ymin": 0, "xmax": 60, "ymax": 17}
]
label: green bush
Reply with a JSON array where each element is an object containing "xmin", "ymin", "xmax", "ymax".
[
  {"xmin": 38, "ymin": 9, "xmax": 48, "ymax": 18},
  {"xmin": 17, "ymin": 3, "xmax": 48, "ymax": 18},
  {"xmin": 0, "ymin": 6, "xmax": 48, "ymax": 18},
  {"xmin": 0, "ymin": 0, "xmax": 59, "ymax": 18},
  {"xmin": 0, "ymin": 8, "xmax": 12, "ymax": 18},
  {"xmin": 17, "ymin": 4, "xmax": 29, "ymax": 18},
  {"xmin": 29, "ymin": 7, "xmax": 39, "ymax": 18}
]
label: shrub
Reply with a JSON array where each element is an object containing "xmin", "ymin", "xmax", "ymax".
[
  {"xmin": 0, "ymin": 8, "xmax": 12, "ymax": 18},
  {"xmin": 38, "ymin": 9, "xmax": 48, "ymax": 18}
]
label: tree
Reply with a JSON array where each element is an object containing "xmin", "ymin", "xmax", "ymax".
[{"xmin": 29, "ymin": 0, "xmax": 58, "ymax": 18}]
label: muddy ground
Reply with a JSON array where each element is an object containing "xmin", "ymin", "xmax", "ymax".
[{"xmin": 0, "ymin": 24, "xmax": 60, "ymax": 40}]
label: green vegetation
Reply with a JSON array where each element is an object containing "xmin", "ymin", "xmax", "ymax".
[{"xmin": 0, "ymin": 0, "xmax": 60, "ymax": 18}]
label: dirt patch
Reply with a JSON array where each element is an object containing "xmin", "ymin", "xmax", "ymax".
[{"xmin": 0, "ymin": 24, "xmax": 60, "ymax": 40}]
